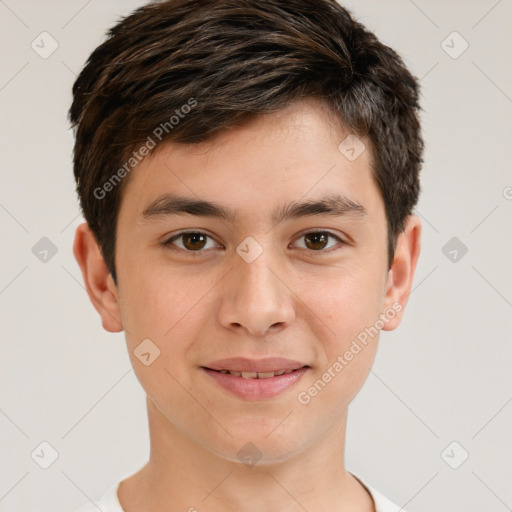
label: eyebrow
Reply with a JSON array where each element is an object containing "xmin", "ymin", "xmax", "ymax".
[{"xmin": 139, "ymin": 192, "xmax": 366, "ymax": 225}]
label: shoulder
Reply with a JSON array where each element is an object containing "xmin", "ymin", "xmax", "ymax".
[
  {"xmin": 73, "ymin": 480, "xmax": 123, "ymax": 512},
  {"xmin": 350, "ymin": 472, "xmax": 406, "ymax": 512}
]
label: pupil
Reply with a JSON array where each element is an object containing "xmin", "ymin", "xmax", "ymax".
[
  {"xmin": 306, "ymin": 233, "xmax": 327, "ymax": 250},
  {"xmin": 184, "ymin": 233, "xmax": 206, "ymax": 250}
]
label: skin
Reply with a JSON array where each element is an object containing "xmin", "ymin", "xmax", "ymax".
[{"xmin": 74, "ymin": 97, "xmax": 421, "ymax": 512}]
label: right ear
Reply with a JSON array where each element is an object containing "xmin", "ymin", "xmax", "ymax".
[{"xmin": 73, "ymin": 222, "xmax": 123, "ymax": 333}]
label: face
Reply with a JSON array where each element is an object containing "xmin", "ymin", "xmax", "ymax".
[{"xmin": 76, "ymin": 98, "xmax": 420, "ymax": 465}]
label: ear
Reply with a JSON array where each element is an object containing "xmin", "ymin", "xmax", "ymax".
[
  {"xmin": 73, "ymin": 222, "xmax": 123, "ymax": 333},
  {"xmin": 381, "ymin": 215, "xmax": 422, "ymax": 331}
]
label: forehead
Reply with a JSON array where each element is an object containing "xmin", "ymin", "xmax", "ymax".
[{"xmin": 117, "ymin": 98, "xmax": 380, "ymax": 225}]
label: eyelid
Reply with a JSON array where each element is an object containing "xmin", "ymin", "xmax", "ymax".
[
  {"xmin": 164, "ymin": 229, "xmax": 221, "ymax": 253},
  {"xmin": 291, "ymin": 229, "xmax": 346, "ymax": 252},
  {"xmin": 163, "ymin": 229, "xmax": 347, "ymax": 255}
]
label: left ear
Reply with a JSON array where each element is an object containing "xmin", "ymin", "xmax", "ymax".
[{"xmin": 381, "ymin": 214, "xmax": 422, "ymax": 331}]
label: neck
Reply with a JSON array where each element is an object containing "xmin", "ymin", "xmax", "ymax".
[{"xmin": 118, "ymin": 397, "xmax": 375, "ymax": 512}]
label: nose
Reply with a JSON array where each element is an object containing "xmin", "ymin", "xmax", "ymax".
[{"xmin": 217, "ymin": 250, "xmax": 296, "ymax": 337}]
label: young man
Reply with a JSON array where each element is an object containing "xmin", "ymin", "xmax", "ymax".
[{"xmin": 70, "ymin": 0, "xmax": 423, "ymax": 510}]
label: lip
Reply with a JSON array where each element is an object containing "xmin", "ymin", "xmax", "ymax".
[
  {"xmin": 203, "ymin": 357, "xmax": 307, "ymax": 373},
  {"xmin": 202, "ymin": 367, "xmax": 309, "ymax": 400}
]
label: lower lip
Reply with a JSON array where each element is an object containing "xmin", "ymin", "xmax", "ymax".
[{"xmin": 201, "ymin": 367, "xmax": 309, "ymax": 400}]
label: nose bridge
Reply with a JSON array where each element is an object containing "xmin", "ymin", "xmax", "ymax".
[
  {"xmin": 237, "ymin": 254, "xmax": 280, "ymax": 303},
  {"xmin": 219, "ymin": 242, "xmax": 295, "ymax": 336}
]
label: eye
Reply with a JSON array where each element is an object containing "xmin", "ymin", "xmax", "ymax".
[
  {"xmin": 293, "ymin": 231, "xmax": 344, "ymax": 252},
  {"xmin": 163, "ymin": 231, "xmax": 220, "ymax": 255},
  {"xmin": 163, "ymin": 229, "xmax": 345, "ymax": 256}
]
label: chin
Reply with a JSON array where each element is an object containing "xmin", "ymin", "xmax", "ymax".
[{"xmin": 205, "ymin": 424, "xmax": 310, "ymax": 467}]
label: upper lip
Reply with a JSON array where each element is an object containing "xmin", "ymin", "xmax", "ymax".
[{"xmin": 203, "ymin": 357, "xmax": 308, "ymax": 373}]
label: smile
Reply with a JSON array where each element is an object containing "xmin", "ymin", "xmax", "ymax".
[
  {"xmin": 211, "ymin": 369, "xmax": 297, "ymax": 378},
  {"xmin": 201, "ymin": 366, "xmax": 309, "ymax": 400}
]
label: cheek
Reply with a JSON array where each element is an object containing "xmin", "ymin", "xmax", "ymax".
[
  {"xmin": 119, "ymin": 263, "xmax": 222, "ymax": 371},
  {"xmin": 119, "ymin": 268, "xmax": 208, "ymax": 411},
  {"xmin": 296, "ymin": 262, "xmax": 384, "ymax": 396},
  {"xmin": 300, "ymin": 262, "xmax": 386, "ymax": 344},
  {"xmin": 294, "ymin": 269, "xmax": 383, "ymax": 414},
  {"xmin": 119, "ymin": 250, "xmax": 190, "ymax": 326}
]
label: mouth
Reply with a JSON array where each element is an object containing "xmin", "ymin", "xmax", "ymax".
[
  {"xmin": 203, "ymin": 367, "xmax": 308, "ymax": 379},
  {"xmin": 200, "ymin": 361, "xmax": 310, "ymax": 400}
]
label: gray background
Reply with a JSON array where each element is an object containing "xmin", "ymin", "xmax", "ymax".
[{"xmin": 1, "ymin": 1, "xmax": 511, "ymax": 511}]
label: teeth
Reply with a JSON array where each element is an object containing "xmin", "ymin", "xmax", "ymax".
[
  {"xmin": 256, "ymin": 372, "xmax": 275, "ymax": 378},
  {"xmin": 216, "ymin": 368, "xmax": 300, "ymax": 378},
  {"xmin": 241, "ymin": 371, "xmax": 258, "ymax": 378}
]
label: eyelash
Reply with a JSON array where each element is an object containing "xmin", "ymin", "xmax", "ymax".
[{"xmin": 162, "ymin": 230, "xmax": 346, "ymax": 256}]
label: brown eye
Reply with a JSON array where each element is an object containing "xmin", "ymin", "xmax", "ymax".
[
  {"xmin": 304, "ymin": 232, "xmax": 329, "ymax": 250},
  {"xmin": 164, "ymin": 231, "xmax": 218, "ymax": 253},
  {"xmin": 294, "ymin": 231, "xmax": 343, "ymax": 252},
  {"xmin": 181, "ymin": 232, "xmax": 208, "ymax": 250}
]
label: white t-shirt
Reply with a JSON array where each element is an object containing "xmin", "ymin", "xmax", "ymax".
[{"xmin": 74, "ymin": 472, "xmax": 406, "ymax": 512}]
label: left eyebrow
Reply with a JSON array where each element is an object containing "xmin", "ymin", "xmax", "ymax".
[{"xmin": 138, "ymin": 192, "xmax": 366, "ymax": 225}]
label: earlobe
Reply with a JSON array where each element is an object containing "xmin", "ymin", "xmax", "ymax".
[
  {"xmin": 382, "ymin": 215, "xmax": 422, "ymax": 331},
  {"xmin": 73, "ymin": 222, "xmax": 123, "ymax": 333}
]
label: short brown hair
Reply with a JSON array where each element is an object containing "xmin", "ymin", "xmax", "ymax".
[{"xmin": 68, "ymin": 0, "xmax": 423, "ymax": 286}]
